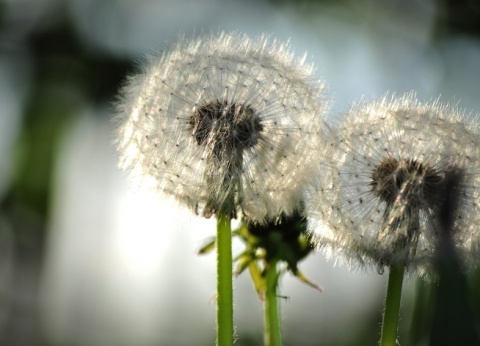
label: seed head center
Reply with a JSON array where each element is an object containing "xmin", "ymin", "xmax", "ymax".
[
  {"xmin": 189, "ymin": 100, "xmax": 263, "ymax": 155},
  {"xmin": 371, "ymin": 157, "xmax": 442, "ymax": 207}
]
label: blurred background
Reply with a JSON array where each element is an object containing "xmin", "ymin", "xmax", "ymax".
[{"xmin": 1, "ymin": 0, "xmax": 480, "ymax": 345}]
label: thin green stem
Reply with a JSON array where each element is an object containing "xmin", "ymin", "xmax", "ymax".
[
  {"xmin": 408, "ymin": 280, "xmax": 433, "ymax": 346},
  {"xmin": 264, "ymin": 260, "xmax": 282, "ymax": 346},
  {"xmin": 379, "ymin": 262, "xmax": 406, "ymax": 346},
  {"xmin": 216, "ymin": 213, "xmax": 234, "ymax": 346}
]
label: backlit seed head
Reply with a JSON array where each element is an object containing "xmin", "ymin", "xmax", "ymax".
[
  {"xmin": 307, "ymin": 92, "xmax": 480, "ymax": 277},
  {"xmin": 114, "ymin": 32, "xmax": 329, "ymax": 221}
]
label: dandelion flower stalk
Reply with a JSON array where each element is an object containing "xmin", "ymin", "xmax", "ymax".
[
  {"xmin": 380, "ymin": 261, "xmax": 405, "ymax": 346},
  {"xmin": 216, "ymin": 213, "xmax": 234, "ymax": 345},
  {"xmin": 264, "ymin": 259, "xmax": 282, "ymax": 346}
]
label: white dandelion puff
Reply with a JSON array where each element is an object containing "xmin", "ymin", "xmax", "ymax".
[
  {"xmin": 307, "ymin": 92, "xmax": 480, "ymax": 277},
  {"xmin": 115, "ymin": 31, "xmax": 328, "ymax": 221}
]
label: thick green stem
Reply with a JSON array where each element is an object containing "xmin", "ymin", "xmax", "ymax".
[
  {"xmin": 264, "ymin": 260, "xmax": 282, "ymax": 346},
  {"xmin": 216, "ymin": 213, "xmax": 234, "ymax": 346},
  {"xmin": 379, "ymin": 262, "xmax": 406, "ymax": 346}
]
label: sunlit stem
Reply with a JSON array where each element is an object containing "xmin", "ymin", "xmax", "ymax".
[
  {"xmin": 379, "ymin": 189, "xmax": 417, "ymax": 346},
  {"xmin": 217, "ymin": 213, "xmax": 234, "ymax": 346},
  {"xmin": 379, "ymin": 261, "xmax": 406, "ymax": 346},
  {"xmin": 264, "ymin": 259, "xmax": 283, "ymax": 346}
]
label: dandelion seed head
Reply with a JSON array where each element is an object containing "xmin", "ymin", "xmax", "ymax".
[
  {"xmin": 115, "ymin": 32, "xmax": 328, "ymax": 221},
  {"xmin": 307, "ymin": 92, "xmax": 480, "ymax": 277}
]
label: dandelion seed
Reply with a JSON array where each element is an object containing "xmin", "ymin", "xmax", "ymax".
[
  {"xmin": 307, "ymin": 92, "xmax": 480, "ymax": 277},
  {"xmin": 115, "ymin": 32, "xmax": 328, "ymax": 221}
]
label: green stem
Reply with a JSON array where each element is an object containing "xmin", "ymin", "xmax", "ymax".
[
  {"xmin": 409, "ymin": 280, "xmax": 433, "ymax": 346},
  {"xmin": 216, "ymin": 213, "xmax": 234, "ymax": 346},
  {"xmin": 380, "ymin": 262, "xmax": 406, "ymax": 346},
  {"xmin": 264, "ymin": 260, "xmax": 282, "ymax": 346}
]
